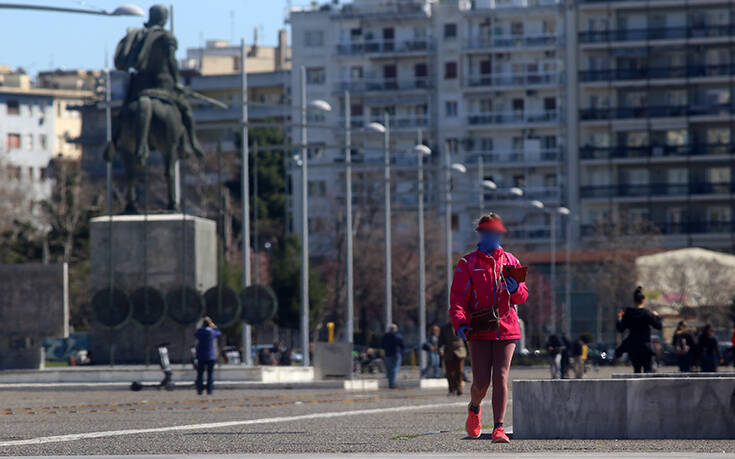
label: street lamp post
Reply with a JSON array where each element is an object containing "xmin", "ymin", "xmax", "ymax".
[
  {"xmin": 297, "ymin": 67, "xmax": 332, "ymax": 366},
  {"xmin": 412, "ymin": 139, "xmax": 431, "ymax": 370},
  {"xmin": 344, "ymin": 91, "xmax": 354, "ymax": 344},
  {"xmin": 299, "ymin": 66, "xmax": 309, "ymax": 366},
  {"xmin": 530, "ymin": 201, "xmax": 570, "ymax": 334},
  {"xmin": 364, "ymin": 116, "xmax": 392, "ymax": 327},
  {"xmin": 240, "ymin": 38, "xmax": 253, "ymax": 366}
]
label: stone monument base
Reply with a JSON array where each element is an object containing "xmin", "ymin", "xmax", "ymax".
[
  {"xmin": 513, "ymin": 378, "xmax": 735, "ymax": 439},
  {"xmin": 89, "ymin": 214, "xmax": 216, "ymax": 364}
]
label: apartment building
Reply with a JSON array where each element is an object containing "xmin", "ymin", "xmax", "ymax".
[
  {"xmin": 288, "ymin": 0, "xmax": 565, "ymax": 255},
  {"xmin": 573, "ymin": 0, "xmax": 735, "ymax": 251},
  {"xmin": 181, "ymin": 31, "xmax": 291, "ymax": 76},
  {"xmin": 0, "ymin": 67, "xmax": 93, "ymax": 209}
]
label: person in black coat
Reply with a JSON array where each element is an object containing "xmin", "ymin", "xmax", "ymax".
[{"xmin": 616, "ymin": 286, "xmax": 662, "ymax": 373}]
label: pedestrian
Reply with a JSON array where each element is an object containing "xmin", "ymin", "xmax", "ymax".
[
  {"xmin": 672, "ymin": 320, "xmax": 695, "ymax": 372},
  {"xmin": 545, "ymin": 334, "xmax": 563, "ymax": 379},
  {"xmin": 439, "ymin": 322, "xmax": 467, "ymax": 396},
  {"xmin": 194, "ymin": 316, "xmax": 221, "ymax": 395},
  {"xmin": 571, "ymin": 336, "xmax": 585, "ymax": 379},
  {"xmin": 449, "ymin": 212, "xmax": 529, "ymax": 443},
  {"xmin": 616, "ymin": 286, "xmax": 662, "ymax": 373},
  {"xmin": 560, "ymin": 333, "xmax": 571, "ymax": 379},
  {"xmin": 421, "ymin": 325, "xmax": 441, "ymax": 378},
  {"xmin": 698, "ymin": 324, "xmax": 721, "ymax": 373},
  {"xmin": 381, "ymin": 323, "xmax": 405, "ymax": 389}
]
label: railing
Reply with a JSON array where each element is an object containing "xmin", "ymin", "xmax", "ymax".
[
  {"xmin": 336, "ymin": 78, "xmax": 432, "ymax": 92},
  {"xmin": 580, "ymin": 64, "xmax": 735, "ymax": 82},
  {"xmin": 468, "ymin": 110, "xmax": 559, "ymax": 125},
  {"xmin": 580, "ymin": 182, "xmax": 735, "ymax": 198},
  {"xmin": 347, "ymin": 115, "xmax": 429, "ymax": 129},
  {"xmin": 580, "ymin": 143, "xmax": 733, "ymax": 160},
  {"xmin": 582, "ymin": 221, "xmax": 735, "ymax": 236},
  {"xmin": 471, "ymin": 0, "xmax": 560, "ymax": 9},
  {"xmin": 579, "ymin": 104, "xmax": 734, "ymax": 121},
  {"xmin": 507, "ymin": 225, "xmax": 552, "ymax": 240},
  {"xmin": 336, "ymin": 39, "xmax": 432, "ymax": 56},
  {"xmin": 486, "ymin": 186, "xmax": 560, "ymax": 200},
  {"xmin": 466, "ymin": 34, "xmax": 557, "ymax": 49},
  {"xmin": 467, "ymin": 72, "xmax": 558, "ymax": 87},
  {"xmin": 472, "ymin": 149, "xmax": 561, "ymax": 163},
  {"xmin": 579, "ymin": 25, "xmax": 733, "ymax": 43}
]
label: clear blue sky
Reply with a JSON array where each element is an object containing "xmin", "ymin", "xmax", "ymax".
[{"xmin": 0, "ymin": 0, "xmax": 311, "ymax": 75}]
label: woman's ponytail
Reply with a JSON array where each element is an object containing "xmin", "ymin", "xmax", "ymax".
[{"xmin": 633, "ymin": 286, "xmax": 645, "ymax": 305}]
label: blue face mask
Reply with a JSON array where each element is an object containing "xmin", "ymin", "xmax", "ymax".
[{"xmin": 478, "ymin": 232, "xmax": 502, "ymax": 254}]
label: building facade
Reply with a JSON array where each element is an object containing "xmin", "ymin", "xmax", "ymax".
[
  {"xmin": 0, "ymin": 67, "xmax": 93, "ymax": 212},
  {"xmin": 289, "ymin": 0, "xmax": 735, "ymax": 256},
  {"xmin": 574, "ymin": 0, "xmax": 735, "ymax": 252},
  {"xmin": 288, "ymin": 0, "xmax": 565, "ymax": 256}
]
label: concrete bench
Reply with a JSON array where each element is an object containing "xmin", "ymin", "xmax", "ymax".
[{"xmin": 513, "ymin": 377, "xmax": 735, "ymax": 439}]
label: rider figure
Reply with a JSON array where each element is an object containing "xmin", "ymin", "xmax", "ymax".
[{"xmin": 114, "ymin": 4, "xmax": 203, "ymax": 162}]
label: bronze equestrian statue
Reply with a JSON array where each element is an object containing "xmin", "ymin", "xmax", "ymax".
[{"xmin": 104, "ymin": 4, "xmax": 225, "ymax": 213}]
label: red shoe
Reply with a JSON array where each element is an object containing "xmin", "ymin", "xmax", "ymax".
[
  {"xmin": 465, "ymin": 404, "xmax": 481, "ymax": 438},
  {"xmin": 491, "ymin": 426, "xmax": 510, "ymax": 443}
]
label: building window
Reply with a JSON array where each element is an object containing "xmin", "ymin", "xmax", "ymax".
[
  {"xmin": 7, "ymin": 100, "xmax": 20, "ymax": 115},
  {"xmin": 306, "ymin": 67, "xmax": 326, "ymax": 85},
  {"xmin": 25, "ymin": 134, "xmax": 33, "ymax": 150},
  {"xmin": 446, "ymin": 138, "xmax": 459, "ymax": 153},
  {"xmin": 308, "ymin": 180, "xmax": 327, "ymax": 197},
  {"xmin": 304, "ymin": 30, "xmax": 324, "ymax": 47},
  {"xmin": 451, "ymin": 213, "xmax": 459, "ymax": 231},
  {"xmin": 445, "ymin": 100, "xmax": 458, "ymax": 117},
  {"xmin": 7, "ymin": 165, "xmax": 21, "ymax": 180},
  {"xmin": 7, "ymin": 133, "xmax": 20, "ymax": 150},
  {"xmin": 40, "ymin": 167, "xmax": 50, "ymax": 180},
  {"xmin": 28, "ymin": 167, "xmax": 34, "ymax": 181},
  {"xmin": 444, "ymin": 23, "xmax": 457, "ymax": 39},
  {"xmin": 444, "ymin": 61, "xmax": 457, "ymax": 79},
  {"xmin": 39, "ymin": 134, "xmax": 47, "ymax": 150}
]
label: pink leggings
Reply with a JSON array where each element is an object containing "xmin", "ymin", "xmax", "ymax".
[{"xmin": 468, "ymin": 340, "xmax": 516, "ymax": 424}]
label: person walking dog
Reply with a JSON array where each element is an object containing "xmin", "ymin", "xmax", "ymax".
[
  {"xmin": 194, "ymin": 316, "xmax": 221, "ymax": 395},
  {"xmin": 439, "ymin": 321, "xmax": 467, "ymax": 395},
  {"xmin": 449, "ymin": 212, "xmax": 529, "ymax": 443}
]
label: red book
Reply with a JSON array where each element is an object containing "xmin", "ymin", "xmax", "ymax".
[{"xmin": 502, "ymin": 265, "xmax": 528, "ymax": 283}]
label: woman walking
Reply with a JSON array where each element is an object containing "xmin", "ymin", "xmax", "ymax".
[
  {"xmin": 449, "ymin": 213, "xmax": 529, "ymax": 443},
  {"xmin": 616, "ymin": 287, "xmax": 662, "ymax": 373},
  {"xmin": 698, "ymin": 324, "xmax": 721, "ymax": 373},
  {"xmin": 672, "ymin": 320, "xmax": 695, "ymax": 372}
]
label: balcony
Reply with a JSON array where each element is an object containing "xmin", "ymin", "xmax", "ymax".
[
  {"xmin": 580, "ymin": 143, "xmax": 733, "ymax": 160},
  {"xmin": 336, "ymin": 78, "xmax": 432, "ymax": 93},
  {"xmin": 469, "ymin": 0, "xmax": 560, "ymax": 10},
  {"xmin": 466, "ymin": 33, "xmax": 557, "ymax": 50},
  {"xmin": 335, "ymin": 39, "xmax": 432, "ymax": 56},
  {"xmin": 579, "ymin": 25, "xmax": 733, "ymax": 44},
  {"xmin": 468, "ymin": 110, "xmax": 559, "ymax": 126},
  {"xmin": 580, "ymin": 181, "xmax": 734, "ymax": 198},
  {"xmin": 347, "ymin": 115, "xmax": 429, "ymax": 130},
  {"xmin": 582, "ymin": 220, "xmax": 735, "ymax": 236},
  {"xmin": 467, "ymin": 72, "xmax": 558, "ymax": 88},
  {"xmin": 472, "ymin": 149, "xmax": 561, "ymax": 164},
  {"xmin": 507, "ymin": 225, "xmax": 552, "ymax": 240},
  {"xmin": 579, "ymin": 104, "xmax": 733, "ymax": 121},
  {"xmin": 486, "ymin": 186, "xmax": 560, "ymax": 201},
  {"xmin": 580, "ymin": 64, "xmax": 735, "ymax": 82}
]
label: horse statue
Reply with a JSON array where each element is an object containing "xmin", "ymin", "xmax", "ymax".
[{"xmin": 104, "ymin": 4, "xmax": 226, "ymax": 214}]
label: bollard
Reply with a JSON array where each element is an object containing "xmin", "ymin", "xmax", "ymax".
[{"xmin": 327, "ymin": 322, "xmax": 335, "ymax": 343}]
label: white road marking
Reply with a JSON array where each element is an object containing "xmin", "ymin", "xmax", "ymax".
[{"xmin": 0, "ymin": 401, "xmax": 466, "ymax": 448}]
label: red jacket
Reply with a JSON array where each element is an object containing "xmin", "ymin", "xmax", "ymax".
[{"xmin": 449, "ymin": 248, "xmax": 529, "ymax": 341}]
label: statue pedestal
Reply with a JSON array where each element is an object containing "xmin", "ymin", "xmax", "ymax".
[{"xmin": 89, "ymin": 214, "xmax": 217, "ymax": 364}]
